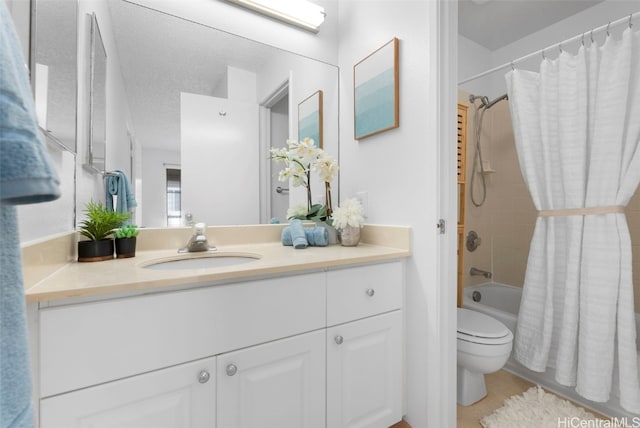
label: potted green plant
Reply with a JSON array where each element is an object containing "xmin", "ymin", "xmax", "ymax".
[
  {"xmin": 77, "ymin": 200, "xmax": 130, "ymax": 262},
  {"xmin": 114, "ymin": 224, "xmax": 139, "ymax": 258}
]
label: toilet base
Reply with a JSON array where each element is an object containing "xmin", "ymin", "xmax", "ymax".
[{"xmin": 457, "ymin": 365, "xmax": 487, "ymax": 406}]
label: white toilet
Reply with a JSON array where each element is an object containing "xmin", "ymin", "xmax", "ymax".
[{"xmin": 457, "ymin": 308, "xmax": 514, "ymax": 406}]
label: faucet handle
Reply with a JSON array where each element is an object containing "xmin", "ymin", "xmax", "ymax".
[{"xmin": 193, "ymin": 222, "xmax": 207, "ymax": 235}]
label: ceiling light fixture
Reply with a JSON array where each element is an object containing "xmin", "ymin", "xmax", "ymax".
[{"xmin": 225, "ymin": 0, "xmax": 325, "ymax": 33}]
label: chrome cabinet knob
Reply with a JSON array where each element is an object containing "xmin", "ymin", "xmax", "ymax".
[
  {"xmin": 334, "ymin": 335, "xmax": 344, "ymax": 345},
  {"xmin": 366, "ymin": 288, "xmax": 375, "ymax": 297},
  {"xmin": 198, "ymin": 370, "xmax": 210, "ymax": 384},
  {"xmin": 226, "ymin": 364, "xmax": 238, "ymax": 376}
]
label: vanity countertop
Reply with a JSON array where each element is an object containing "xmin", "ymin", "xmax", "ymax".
[{"xmin": 23, "ymin": 225, "xmax": 411, "ymax": 303}]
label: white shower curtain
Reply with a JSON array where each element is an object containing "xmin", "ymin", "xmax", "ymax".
[{"xmin": 505, "ymin": 26, "xmax": 640, "ymax": 414}]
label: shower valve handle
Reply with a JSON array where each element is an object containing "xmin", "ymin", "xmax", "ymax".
[{"xmin": 466, "ymin": 231, "xmax": 481, "ymax": 252}]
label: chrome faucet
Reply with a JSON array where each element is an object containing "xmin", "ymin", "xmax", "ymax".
[
  {"xmin": 179, "ymin": 222, "xmax": 216, "ymax": 253},
  {"xmin": 470, "ymin": 267, "xmax": 492, "ymax": 279}
]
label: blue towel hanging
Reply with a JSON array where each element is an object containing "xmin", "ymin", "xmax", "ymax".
[
  {"xmin": 105, "ymin": 170, "xmax": 137, "ymax": 223},
  {"xmin": 0, "ymin": 3, "xmax": 61, "ymax": 427}
]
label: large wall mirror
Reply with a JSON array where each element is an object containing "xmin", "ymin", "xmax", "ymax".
[
  {"xmin": 107, "ymin": 0, "xmax": 339, "ymax": 228},
  {"xmin": 31, "ymin": 0, "xmax": 78, "ymax": 152},
  {"xmin": 87, "ymin": 13, "xmax": 107, "ymax": 173}
]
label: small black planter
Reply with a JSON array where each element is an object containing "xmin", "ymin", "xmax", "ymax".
[
  {"xmin": 78, "ymin": 239, "xmax": 114, "ymax": 262},
  {"xmin": 115, "ymin": 237, "xmax": 136, "ymax": 259}
]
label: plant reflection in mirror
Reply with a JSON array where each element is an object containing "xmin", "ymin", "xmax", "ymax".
[{"xmin": 271, "ymin": 138, "xmax": 338, "ymax": 222}]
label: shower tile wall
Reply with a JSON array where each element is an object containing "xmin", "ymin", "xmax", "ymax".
[{"xmin": 459, "ymin": 90, "xmax": 640, "ymax": 313}]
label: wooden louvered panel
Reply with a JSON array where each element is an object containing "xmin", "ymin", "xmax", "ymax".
[
  {"xmin": 457, "ymin": 103, "xmax": 468, "ymax": 308},
  {"xmin": 457, "ymin": 104, "xmax": 468, "ymax": 184}
]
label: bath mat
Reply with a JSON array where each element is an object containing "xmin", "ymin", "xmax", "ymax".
[{"xmin": 480, "ymin": 386, "xmax": 602, "ymax": 428}]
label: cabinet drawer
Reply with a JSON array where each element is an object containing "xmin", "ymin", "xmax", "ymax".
[
  {"xmin": 326, "ymin": 261, "xmax": 403, "ymax": 326},
  {"xmin": 40, "ymin": 272, "xmax": 325, "ymax": 397}
]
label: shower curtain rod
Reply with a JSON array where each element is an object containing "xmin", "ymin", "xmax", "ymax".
[{"xmin": 458, "ymin": 11, "xmax": 637, "ymax": 85}]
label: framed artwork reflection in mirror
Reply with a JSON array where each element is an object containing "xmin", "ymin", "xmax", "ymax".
[{"xmin": 298, "ymin": 90, "xmax": 323, "ymax": 148}]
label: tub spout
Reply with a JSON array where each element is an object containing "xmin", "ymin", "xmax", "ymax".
[{"xmin": 470, "ymin": 267, "xmax": 492, "ymax": 279}]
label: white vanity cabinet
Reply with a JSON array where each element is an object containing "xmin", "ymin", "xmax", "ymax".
[
  {"xmin": 326, "ymin": 262, "xmax": 404, "ymax": 428},
  {"xmin": 40, "ymin": 357, "xmax": 216, "ymax": 428},
  {"xmin": 33, "ymin": 261, "xmax": 404, "ymax": 428},
  {"xmin": 217, "ymin": 329, "xmax": 326, "ymax": 428},
  {"xmin": 327, "ymin": 312, "xmax": 403, "ymax": 428}
]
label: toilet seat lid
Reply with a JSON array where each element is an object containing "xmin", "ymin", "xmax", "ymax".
[{"xmin": 457, "ymin": 308, "xmax": 510, "ymax": 339}]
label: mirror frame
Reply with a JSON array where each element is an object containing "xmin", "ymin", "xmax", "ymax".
[{"xmin": 85, "ymin": 12, "xmax": 107, "ymax": 173}]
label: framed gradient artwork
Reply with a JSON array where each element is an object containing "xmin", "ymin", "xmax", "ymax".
[
  {"xmin": 353, "ymin": 38, "xmax": 399, "ymax": 140},
  {"xmin": 298, "ymin": 90, "xmax": 323, "ymax": 148}
]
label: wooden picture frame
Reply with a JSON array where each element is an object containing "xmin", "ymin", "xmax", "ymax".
[
  {"xmin": 354, "ymin": 37, "xmax": 399, "ymax": 140},
  {"xmin": 298, "ymin": 90, "xmax": 323, "ymax": 148}
]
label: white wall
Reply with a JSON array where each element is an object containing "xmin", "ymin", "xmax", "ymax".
[
  {"xmin": 76, "ymin": 0, "xmax": 134, "ymax": 212},
  {"xmin": 18, "ymin": 0, "xmax": 134, "ymax": 243},
  {"xmin": 5, "ymin": 0, "xmax": 76, "ymax": 243},
  {"xmin": 128, "ymin": 0, "xmax": 339, "ymax": 65},
  {"xmin": 466, "ymin": 0, "xmax": 640, "ymax": 99},
  {"xmin": 458, "ymin": 35, "xmax": 492, "ymax": 101},
  {"xmin": 140, "ymin": 147, "xmax": 179, "ymax": 227},
  {"xmin": 5, "ymin": 0, "xmax": 77, "ymax": 243},
  {"xmin": 181, "ymin": 91, "xmax": 260, "ymax": 226},
  {"xmin": 17, "ymin": 144, "xmax": 76, "ymax": 243},
  {"xmin": 338, "ymin": 1, "xmax": 454, "ymax": 426}
]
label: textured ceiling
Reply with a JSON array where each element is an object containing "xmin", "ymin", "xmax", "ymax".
[
  {"xmin": 108, "ymin": 0, "xmax": 274, "ymax": 151},
  {"xmin": 459, "ymin": 0, "xmax": 604, "ymax": 50}
]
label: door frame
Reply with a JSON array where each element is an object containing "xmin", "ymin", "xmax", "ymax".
[{"xmin": 258, "ymin": 77, "xmax": 291, "ymax": 224}]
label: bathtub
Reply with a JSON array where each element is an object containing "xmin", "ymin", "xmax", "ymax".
[{"xmin": 463, "ymin": 283, "xmax": 640, "ymax": 419}]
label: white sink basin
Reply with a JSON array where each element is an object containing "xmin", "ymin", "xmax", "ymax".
[{"xmin": 141, "ymin": 253, "xmax": 260, "ymax": 270}]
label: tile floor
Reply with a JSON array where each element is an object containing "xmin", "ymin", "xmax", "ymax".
[
  {"xmin": 389, "ymin": 371, "xmax": 533, "ymax": 428},
  {"xmin": 457, "ymin": 370, "xmax": 535, "ymax": 427},
  {"xmin": 456, "ymin": 369, "xmax": 610, "ymax": 427},
  {"xmin": 392, "ymin": 369, "xmax": 608, "ymax": 428}
]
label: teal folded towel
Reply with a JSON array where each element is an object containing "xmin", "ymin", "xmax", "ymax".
[
  {"xmin": 0, "ymin": 3, "xmax": 60, "ymax": 205},
  {"xmin": 289, "ymin": 219, "xmax": 308, "ymax": 249},
  {"xmin": 105, "ymin": 170, "xmax": 137, "ymax": 223},
  {"xmin": 307, "ymin": 226, "xmax": 328, "ymax": 246},
  {"xmin": 281, "ymin": 225, "xmax": 329, "ymax": 247},
  {"xmin": 0, "ymin": 3, "xmax": 61, "ymax": 426}
]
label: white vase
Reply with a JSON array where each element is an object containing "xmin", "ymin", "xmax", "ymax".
[{"xmin": 340, "ymin": 225, "xmax": 361, "ymax": 246}]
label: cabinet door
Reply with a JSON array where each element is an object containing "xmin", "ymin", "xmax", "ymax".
[
  {"xmin": 40, "ymin": 357, "xmax": 215, "ymax": 428},
  {"xmin": 327, "ymin": 311, "xmax": 403, "ymax": 428},
  {"xmin": 217, "ymin": 330, "xmax": 325, "ymax": 428}
]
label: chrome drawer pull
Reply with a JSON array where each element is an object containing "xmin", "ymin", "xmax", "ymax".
[
  {"xmin": 198, "ymin": 370, "xmax": 210, "ymax": 384},
  {"xmin": 226, "ymin": 364, "xmax": 238, "ymax": 376},
  {"xmin": 335, "ymin": 335, "xmax": 344, "ymax": 345},
  {"xmin": 366, "ymin": 288, "xmax": 375, "ymax": 297}
]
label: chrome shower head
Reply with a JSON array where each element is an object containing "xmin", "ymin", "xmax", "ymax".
[{"xmin": 469, "ymin": 94, "xmax": 489, "ymax": 106}]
